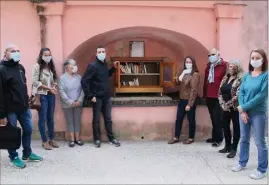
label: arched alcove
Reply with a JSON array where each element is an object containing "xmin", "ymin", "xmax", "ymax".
[{"xmin": 67, "ymin": 26, "xmax": 209, "ymax": 96}]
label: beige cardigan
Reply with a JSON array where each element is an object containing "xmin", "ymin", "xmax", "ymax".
[{"xmin": 32, "ymin": 63, "xmax": 57, "ymax": 95}]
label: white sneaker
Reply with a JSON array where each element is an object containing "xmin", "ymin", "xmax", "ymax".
[
  {"xmin": 249, "ymin": 170, "xmax": 266, "ymax": 180},
  {"xmin": 232, "ymin": 164, "xmax": 245, "ymax": 172}
]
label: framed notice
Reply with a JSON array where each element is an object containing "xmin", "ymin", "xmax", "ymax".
[{"xmin": 130, "ymin": 41, "xmax": 145, "ymax": 57}]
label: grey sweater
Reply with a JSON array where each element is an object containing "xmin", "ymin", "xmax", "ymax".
[{"xmin": 58, "ymin": 73, "xmax": 84, "ymax": 108}]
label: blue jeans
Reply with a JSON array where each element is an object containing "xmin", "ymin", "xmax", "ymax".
[
  {"xmin": 239, "ymin": 114, "xmax": 268, "ymax": 173},
  {"xmin": 38, "ymin": 94, "xmax": 55, "ymax": 142},
  {"xmin": 174, "ymin": 99, "xmax": 196, "ymax": 139},
  {"xmin": 7, "ymin": 109, "xmax": 33, "ymax": 160}
]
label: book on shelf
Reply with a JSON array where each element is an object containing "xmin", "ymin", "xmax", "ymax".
[
  {"xmin": 121, "ymin": 78, "xmax": 140, "ymax": 86},
  {"xmin": 120, "ymin": 62, "xmax": 147, "ymax": 74}
]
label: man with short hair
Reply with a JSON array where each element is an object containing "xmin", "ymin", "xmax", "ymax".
[
  {"xmin": 0, "ymin": 44, "xmax": 43, "ymax": 168},
  {"xmin": 81, "ymin": 46, "xmax": 120, "ymax": 148},
  {"xmin": 203, "ymin": 48, "xmax": 228, "ymax": 147}
]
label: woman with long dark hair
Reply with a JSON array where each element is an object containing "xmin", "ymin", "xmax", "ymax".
[
  {"xmin": 168, "ymin": 56, "xmax": 200, "ymax": 145},
  {"xmin": 232, "ymin": 49, "xmax": 268, "ymax": 180},
  {"xmin": 32, "ymin": 48, "xmax": 59, "ymax": 150}
]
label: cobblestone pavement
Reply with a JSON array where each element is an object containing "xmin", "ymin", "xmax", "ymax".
[{"xmin": 0, "ymin": 140, "xmax": 267, "ymax": 184}]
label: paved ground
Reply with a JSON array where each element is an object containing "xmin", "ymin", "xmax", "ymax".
[{"xmin": 0, "ymin": 139, "xmax": 267, "ymax": 184}]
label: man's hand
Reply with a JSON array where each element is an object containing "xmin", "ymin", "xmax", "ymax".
[
  {"xmin": 113, "ymin": 61, "xmax": 119, "ymax": 68},
  {"xmin": 71, "ymin": 102, "xmax": 77, "ymax": 107},
  {"xmin": 0, "ymin": 118, "xmax": 7, "ymax": 126},
  {"xmin": 221, "ymin": 104, "xmax": 230, "ymax": 112},
  {"xmin": 91, "ymin": 97, "xmax": 97, "ymax": 103},
  {"xmin": 185, "ymin": 105, "xmax": 190, "ymax": 111},
  {"xmin": 240, "ymin": 112, "xmax": 249, "ymax": 124}
]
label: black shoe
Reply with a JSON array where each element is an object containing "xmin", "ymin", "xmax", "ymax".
[
  {"xmin": 94, "ymin": 140, "xmax": 101, "ymax": 148},
  {"xmin": 219, "ymin": 146, "xmax": 231, "ymax": 153},
  {"xmin": 69, "ymin": 141, "xmax": 75, "ymax": 147},
  {"xmin": 206, "ymin": 138, "xmax": 214, "ymax": 143},
  {"xmin": 108, "ymin": 139, "xmax": 121, "ymax": 147},
  {"xmin": 212, "ymin": 141, "xmax": 222, "ymax": 147},
  {"xmin": 227, "ymin": 150, "xmax": 237, "ymax": 158},
  {"xmin": 75, "ymin": 140, "xmax": 84, "ymax": 146}
]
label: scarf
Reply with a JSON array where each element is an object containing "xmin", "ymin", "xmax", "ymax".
[
  {"xmin": 208, "ymin": 58, "xmax": 221, "ymax": 83},
  {"xmin": 178, "ymin": 68, "xmax": 192, "ymax": 82}
]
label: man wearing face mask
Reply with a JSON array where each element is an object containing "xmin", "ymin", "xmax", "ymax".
[
  {"xmin": 0, "ymin": 44, "xmax": 43, "ymax": 169},
  {"xmin": 81, "ymin": 46, "xmax": 120, "ymax": 148},
  {"xmin": 203, "ymin": 48, "xmax": 228, "ymax": 147}
]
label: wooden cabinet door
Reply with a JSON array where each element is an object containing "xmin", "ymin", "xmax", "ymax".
[{"xmin": 160, "ymin": 61, "xmax": 177, "ymax": 87}]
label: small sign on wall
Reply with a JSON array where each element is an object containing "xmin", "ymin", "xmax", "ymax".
[{"xmin": 130, "ymin": 41, "xmax": 145, "ymax": 57}]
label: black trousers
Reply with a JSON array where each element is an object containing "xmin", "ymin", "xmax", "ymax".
[
  {"xmin": 92, "ymin": 98, "xmax": 114, "ymax": 141},
  {"xmin": 222, "ymin": 110, "xmax": 240, "ymax": 150},
  {"xmin": 206, "ymin": 98, "xmax": 223, "ymax": 142},
  {"xmin": 175, "ymin": 99, "xmax": 196, "ymax": 139}
]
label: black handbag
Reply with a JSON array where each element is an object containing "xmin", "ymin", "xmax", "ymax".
[{"xmin": 0, "ymin": 122, "xmax": 21, "ymax": 150}]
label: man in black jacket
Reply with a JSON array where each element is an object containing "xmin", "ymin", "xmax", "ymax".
[
  {"xmin": 81, "ymin": 46, "xmax": 120, "ymax": 148},
  {"xmin": 0, "ymin": 44, "xmax": 43, "ymax": 168}
]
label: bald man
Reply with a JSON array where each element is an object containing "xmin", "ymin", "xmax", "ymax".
[{"xmin": 0, "ymin": 44, "xmax": 43, "ymax": 168}]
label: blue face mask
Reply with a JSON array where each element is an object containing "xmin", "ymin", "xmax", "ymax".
[
  {"xmin": 97, "ymin": 53, "xmax": 106, "ymax": 61},
  {"xmin": 10, "ymin": 52, "xmax": 21, "ymax": 62}
]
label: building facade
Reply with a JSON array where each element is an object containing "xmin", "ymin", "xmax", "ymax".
[{"xmin": 0, "ymin": 1, "xmax": 268, "ymax": 140}]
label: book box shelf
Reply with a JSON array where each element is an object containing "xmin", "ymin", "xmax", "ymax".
[{"xmin": 111, "ymin": 57, "xmax": 177, "ymax": 96}]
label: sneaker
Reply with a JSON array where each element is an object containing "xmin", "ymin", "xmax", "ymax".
[
  {"xmin": 11, "ymin": 157, "xmax": 26, "ymax": 169},
  {"xmin": 94, "ymin": 140, "xmax": 101, "ymax": 148},
  {"xmin": 249, "ymin": 170, "xmax": 266, "ymax": 180},
  {"xmin": 108, "ymin": 139, "xmax": 121, "ymax": 147},
  {"xmin": 232, "ymin": 164, "xmax": 245, "ymax": 172},
  {"xmin": 23, "ymin": 153, "xmax": 43, "ymax": 162}
]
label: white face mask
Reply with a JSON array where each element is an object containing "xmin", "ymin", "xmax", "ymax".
[
  {"xmin": 250, "ymin": 59, "xmax": 263, "ymax": 68},
  {"xmin": 97, "ymin": 53, "xmax": 106, "ymax": 61},
  {"xmin": 72, "ymin": 65, "xmax": 78, "ymax": 73},
  {"xmin": 185, "ymin": 63, "xmax": 193, "ymax": 70},
  {"xmin": 42, "ymin": 56, "xmax": 52, "ymax": 63}
]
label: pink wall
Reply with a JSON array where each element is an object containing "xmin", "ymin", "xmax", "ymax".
[{"xmin": 0, "ymin": 1, "xmax": 267, "ymax": 140}]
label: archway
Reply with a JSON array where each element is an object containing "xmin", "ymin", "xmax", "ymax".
[{"xmin": 67, "ymin": 26, "xmax": 209, "ymax": 96}]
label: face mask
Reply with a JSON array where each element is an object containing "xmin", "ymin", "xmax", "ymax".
[
  {"xmin": 97, "ymin": 53, "xmax": 106, "ymax": 61},
  {"xmin": 209, "ymin": 55, "xmax": 217, "ymax": 63},
  {"xmin": 250, "ymin": 59, "xmax": 263, "ymax": 68},
  {"xmin": 229, "ymin": 68, "xmax": 237, "ymax": 75},
  {"xmin": 42, "ymin": 56, "xmax": 52, "ymax": 63},
  {"xmin": 185, "ymin": 63, "xmax": 193, "ymax": 70},
  {"xmin": 10, "ymin": 52, "xmax": 21, "ymax": 62},
  {"xmin": 72, "ymin": 65, "xmax": 78, "ymax": 73}
]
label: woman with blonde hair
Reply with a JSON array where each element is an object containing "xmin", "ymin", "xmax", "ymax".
[{"xmin": 218, "ymin": 59, "xmax": 243, "ymax": 158}]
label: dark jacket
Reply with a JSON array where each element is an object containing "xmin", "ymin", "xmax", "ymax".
[
  {"xmin": 81, "ymin": 58, "xmax": 115, "ymax": 100},
  {"xmin": 0, "ymin": 60, "xmax": 29, "ymax": 119},
  {"xmin": 203, "ymin": 59, "xmax": 228, "ymax": 98},
  {"xmin": 218, "ymin": 74, "xmax": 242, "ymax": 111}
]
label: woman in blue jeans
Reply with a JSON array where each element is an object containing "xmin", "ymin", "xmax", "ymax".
[
  {"xmin": 32, "ymin": 48, "xmax": 59, "ymax": 150},
  {"xmin": 232, "ymin": 49, "xmax": 268, "ymax": 180}
]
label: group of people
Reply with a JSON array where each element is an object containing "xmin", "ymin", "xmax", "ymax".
[
  {"xmin": 168, "ymin": 48, "xmax": 268, "ymax": 180},
  {"xmin": 0, "ymin": 44, "xmax": 267, "ymax": 180}
]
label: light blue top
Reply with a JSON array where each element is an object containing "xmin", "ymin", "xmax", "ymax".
[
  {"xmin": 239, "ymin": 71, "xmax": 268, "ymax": 115},
  {"xmin": 58, "ymin": 73, "xmax": 85, "ymax": 108}
]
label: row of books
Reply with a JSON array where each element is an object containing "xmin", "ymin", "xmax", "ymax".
[
  {"xmin": 121, "ymin": 78, "xmax": 140, "ymax": 86},
  {"xmin": 120, "ymin": 63, "xmax": 147, "ymax": 74}
]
